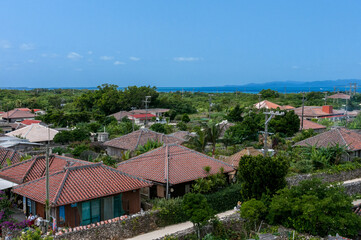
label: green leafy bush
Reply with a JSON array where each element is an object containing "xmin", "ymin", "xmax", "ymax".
[
  {"xmin": 238, "ymin": 155, "xmax": 289, "ymax": 200},
  {"xmin": 240, "ymin": 199, "xmax": 267, "ymax": 231},
  {"xmin": 267, "ymin": 178, "xmax": 361, "ymax": 237},
  {"xmin": 204, "ymin": 184, "xmax": 242, "ymax": 213},
  {"xmin": 152, "ymin": 198, "xmax": 188, "ymax": 226}
]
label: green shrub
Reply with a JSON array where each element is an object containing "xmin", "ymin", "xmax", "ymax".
[
  {"xmin": 267, "ymin": 178, "xmax": 361, "ymax": 237},
  {"xmin": 204, "ymin": 184, "xmax": 242, "ymax": 213},
  {"xmin": 152, "ymin": 198, "xmax": 188, "ymax": 226},
  {"xmin": 240, "ymin": 199, "xmax": 267, "ymax": 231}
]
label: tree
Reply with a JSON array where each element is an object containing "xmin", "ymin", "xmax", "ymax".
[
  {"xmin": 136, "ymin": 140, "xmax": 163, "ymax": 155},
  {"xmin": 181, "ymin": 113, "xmax": 191, "ymax": 123},
  {"xmin": 176, "ymin": 121, "xmax": 188, "ymax": 131},
  {"xmin": 267, "ymin": 178, "xmax": 361, "ymax": 237},
  {"xmin": 182, "ymin": 193, "xmax": 214, "ymax": 239},
  {"xmin": 269, "ymin": 110, "xmax": 300, "ymax": 137},
  {"xmin": 238, "ymin": 155, "xmax": 289, "ymax": 200},
  {"xmin": 260, "ymin": 89, "xmax": 279, "ymax": 98},
  {"xmin": 186, "ymin": 129, "xmax": 207, "ymax": 153},
  {"xmin": 150, "ymin": 123, "xmax": 167, "ymax": 134},
  {"xmin": 205, "ymin": 122, "xmax": 223, "ymax": 156},
  {"xmin": 240, "ymin": 199, "xmax": 267, "ymax": 231},
  {"xmin": 226, "ymin": 104, "xmax": 243, "ymax": 122}
]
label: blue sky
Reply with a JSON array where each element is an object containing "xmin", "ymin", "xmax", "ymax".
[{"xmin": 1, "ymin": 1, "xmax": 361, "ymax": 88}]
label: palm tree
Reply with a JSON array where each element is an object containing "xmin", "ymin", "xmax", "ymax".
[
  {"xmin": 205, "ymin": 121, "xmax": 224, "ymax": 157},
  {"xmin": 186, "ymin": 129, "xmax": 207, "ymax": 153}
]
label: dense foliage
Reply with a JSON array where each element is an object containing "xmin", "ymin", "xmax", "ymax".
[
  {"xmin": 267, "ymin": 179, "xmax": 361, "ymax": 237},
  {"xmin": 238, "ymin": 155, "xmax": 289, "ymax": 200},
  {"xmin": 204, "ymin": 184, "xmax": 242, "ymax": 213}
]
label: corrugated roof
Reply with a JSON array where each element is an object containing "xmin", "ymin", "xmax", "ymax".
[
  {"xmin": 117, "ymin": 144, "xmax": 235, "ymax": 185},
  {"xmin": 12, "ymin": 163, "xmax": 151, "ymax": 206}
]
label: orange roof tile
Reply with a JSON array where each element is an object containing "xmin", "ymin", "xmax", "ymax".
[
  {"xmin": 12, "ymin": 163, "xmax": 151, "ymax": 206},
  {"xmin": 117, "ymin": 144, "xmax": 234, "ymax": 185}
]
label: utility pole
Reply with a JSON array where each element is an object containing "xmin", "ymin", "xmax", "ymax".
[
  {"xmin": 208, "ymin": 94, "xmax": 213, "ymax": 119},
  {"xmin": 300, "ymin": 92, "xmax": 306, "ymax": 131},
  {"xmin": 345, "ymin": 99, "xmax": 348, "ymax": 128},
  {"xmin": 262, "ymin": 111, "xmax": 284, "ymax": 157},
  {"xmin": 350, "ymin": 83, "xmax": 353, "ymax": 96},
  {"xmin": 257, "ymin": 93, "xmax": 262, "ymax": 112},
  {"xmin": 324, "ymin": 92, "xmax": 327, "ymax": 105},
  {"xmin": 165, "ymin": 145, "xmax": 170, "ymax": 199},
  {"xmin": 143, "ymin": 96, "xmax": 151, "ymax": 127},
  {"xmin": 131, "ymin": 107, "xmax": 136, "ymax": 131},
  {"xmin": 45, "ymin": 125, "xmax": 50, "ymax": 232}
]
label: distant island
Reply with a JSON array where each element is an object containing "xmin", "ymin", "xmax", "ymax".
[{"xmin": 1, "ymin": 79, "xmax": 360, "ymax": 93}]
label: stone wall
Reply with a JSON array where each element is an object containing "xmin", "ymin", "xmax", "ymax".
[
  {"xmin": 344, "ymin": 180, "xmax": 361, "ymax": 196},
  {"xmin": 286, "ymin": 167, "xmax": 361, "ymax": 186},
  {"xmin": 54, "ymin": 210, "xmax": 160, "ymax": 240}
]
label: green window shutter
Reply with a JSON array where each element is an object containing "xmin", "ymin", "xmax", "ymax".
[
  {"xmin": 81, "ymin": 201, "xmax": 91, "ymax": 225},
  {"xmin": 91, "ymin": 199, "xmax": 101, "ymax": 223},
  {"xmin": 114, "ymin": 194, "xmax": 124, "ymax": 217}
]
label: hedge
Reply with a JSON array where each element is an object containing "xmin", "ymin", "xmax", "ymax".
[{"xmin": 204, "ymin": 184, "xmax": 242, "ymax": 213}]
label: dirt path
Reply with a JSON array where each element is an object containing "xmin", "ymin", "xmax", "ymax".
[{"xmin": 126, "ymin": 209, "xmax": 237, "ymax": 240}]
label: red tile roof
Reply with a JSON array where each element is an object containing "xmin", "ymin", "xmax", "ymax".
[
  {"xmin": 117, "ymin": 144, "xmax": 235, "ymax": 185},
  {"xmin": 21, "ymin": 120, "xmax": 41, "ymax": 125},
  {"xmin": 108, "ymin": 111, "xmax": 132, "ymax": 121},
  {"xmin": 0, "ymin": 147, "xmax": 23, "ymax": 168},
  {"xmin": 225, "ymin": 147, "xmax": 263, "ymax": 167},
  {"xmin": 254, "ymin": 100, "xmax": 282, "ymax": 109},
  {"xmin": 0, "ymin": 154, "xmax": 92, "ymax": 184},
  {"xmin": 293, "ymin": 106, "xmax": 344, "ymax": 118},
  {"xmin": 104, "ymin": 129, "xmax": 184, "ymax": 151},
  {"xmin": 2, "ymin": 109, "xmax": 35, "ymax": 119},
  {"xmin": 12, "ymin": 163, "xmax": 151, "ymax": 206},
  {"xmin": 129, "ymin": 114, "xmax": 156, "ymax": 119},
  {"xmin": 294, "ymin": 127, "xmax": 361, "ymax": 151},
  {"xmin": 300, "ymin": 118, "xmax": 326, "ymax": 130},
  {"xmin": 327, "ymin": 93, "xmax": 351, "ymax": 100}
]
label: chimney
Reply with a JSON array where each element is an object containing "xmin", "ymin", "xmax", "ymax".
[{"xmin": 322, "ymin": 105, "xmax": 333, "ymax": 114}]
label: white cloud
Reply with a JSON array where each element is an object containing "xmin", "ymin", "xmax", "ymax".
[
  {"xmin": 27, "ymin": 59, "xmax": 35, "ymax": 63},
  {"xmin": 129, "ymin": 56, "xmax": 140, "ymax": 61},
  {"xmin": 67, "ymin": 52, "xmax": 83, "ymax": 59},
  {"xmin": 173, "ymin": 57, "xmax": 202, "ymax": 62},
  {"xmin": 88, "ymin": 51, "xmax": 93, "ymax": 55},
  {"xmin": 41, "ymin": 53, "xmax": 58, "ymax": 58},
  {"xmin": 20, "ymin": 43, "xmax": 35, "ymax": 50},
  {"xmin": 75, "ymin": 68, "xmax": 83, "ymax": 71},
  {"xmin": 291, "ymin": 65, "xmax": 300, "ymax": 69},
  {"xmin": 0, "ymin": 40, "xmax": 11, "ymax": 49},
  {"xmin": 100, "ymin": 56, "xmax": 114, "ymax": 61},
  {"xmin": 114, "ymin": 61, "xmax": 125, "ymax": 65}
]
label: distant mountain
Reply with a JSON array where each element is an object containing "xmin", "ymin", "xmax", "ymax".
[{"xmin": 2, "ymin": 79, "xmax": 361, "ymax": 93}]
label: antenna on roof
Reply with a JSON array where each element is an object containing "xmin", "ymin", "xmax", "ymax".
[{"xmin": 143, "ymin": 96, "xmax": 151, "ymax": 127}]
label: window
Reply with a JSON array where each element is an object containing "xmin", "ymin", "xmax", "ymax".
[
  {"xmin": 81, "ymin": 199, "xmax": 101, "ymax": 225},
  {"xmin": 114, "ymin": 194, "xmax": 124, "ymax": 217}
]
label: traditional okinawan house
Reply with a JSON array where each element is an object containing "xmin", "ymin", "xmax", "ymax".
[
  {"xmin": 5, "ymin": 124, "xmax": 59, "ymax": 144},
  {"xmin": 293, "ymin": 127, "xmax": 361, "ymax": 160},
  {"xmin": 104, "ymin": 128, "xmax": 185, "ymax": 157},
  {"xmin": 224, "ymin": 147, "xmax": 263, "ymax": 168},
  {"xmin": 299, "ymin": 118, "xmax": 327, "ymax": 133},
  {"xmin": 1, "ymin": 108, "xmax": 36, "ymax": 123},
  {"xmin": 253, "ymin": 100, "xmax": 294, "ymax": 110},
  {"xmin": 117, "ymin": 143, "xmax": 235, "ymax": 198},
  {"xmin": 0, "ymin": 146, "xmax": 23, "ymax": 168},
  {"xmin": 12, "ymin": 163, "xmax": 151, "ymax": 228},
  {"xmin": 0, "ymin": 154, "xmax": 92, "ymax": 191},
  {"xmin": 293, "ymin": 105, "xmax": 345, "ymax": 120}
]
